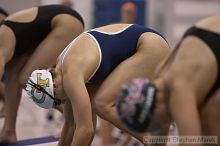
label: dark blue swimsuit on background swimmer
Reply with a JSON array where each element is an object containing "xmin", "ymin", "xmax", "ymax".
[
  {"xmin": 0, "ymin": 5, "xmax": 84, "ymax": 57},
  {"xmin": 85, "ymin": 24, "xmax": 165, "ymax": 82}
]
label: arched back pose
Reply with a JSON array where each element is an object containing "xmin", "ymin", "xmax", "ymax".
[
  {"xmin": 117, "ymin": 14, "xmax": 220, "ymax": 146},
  {"xmin": 0, "ymin": 5, "xmax": 84, "ymax": 144},
  {"xmin": 26, "ymin": 23, "xmax": 170, "ymax": 146}
]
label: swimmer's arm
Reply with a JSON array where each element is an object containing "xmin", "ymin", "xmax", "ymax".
[
  {"xmin": 169, "ymin": 80, "xmax": 202, "ymax": 146},
  {"xmin": 58, "ymin": 100, "xmax": 75, "ymax": 146},
  {"xmin": 58, "ymin": 122, "xmax": 74, "ymax": 146},
  {"xmin": 63, "ymin": 68, "xmax": 94, "ymax": 146}
]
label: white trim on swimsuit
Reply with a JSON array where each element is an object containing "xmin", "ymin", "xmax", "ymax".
[
  {"xmin": 58, "ymin": 32, "xmax": 102, "ymax": 82},
  {"xmin": 58, "ymin": 34, "xmax": 82, "ymax": 66},
  {"xmin": 84, "ymin": 32, "xmax": 102, "ymax": 81},
  {"xmin": 89, "ymin": 24, "xmax": 133, "ymax": 35}
]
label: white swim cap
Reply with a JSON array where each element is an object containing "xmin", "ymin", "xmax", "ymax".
[{"xmin": 25, "ymin": 69, "xmax": 59, "ymax": 109}]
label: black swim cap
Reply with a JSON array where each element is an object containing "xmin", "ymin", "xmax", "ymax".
[{"xmin": 116, "ymin": 78, "xmax": 157, "ymax": 132}]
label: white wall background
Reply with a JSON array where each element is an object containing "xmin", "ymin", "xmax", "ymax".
[
  {"xmin": 147, "ymin": 0, "xmax": 220, "ymax": 47},
  {"xmin": 0, "ymin": 0, "xmax": 39, "ymax": 13},
  {"xmin": 73, "ymin": 0, "xmax": 94, "ymax": 30}
]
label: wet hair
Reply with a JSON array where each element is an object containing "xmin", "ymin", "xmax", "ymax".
[{"xmin": 0, "ymin": 7, "xmax": 8, "ymax": 17}]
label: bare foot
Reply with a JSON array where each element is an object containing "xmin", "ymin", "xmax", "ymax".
[{"xmin": 0, "ymin": 130, "xmax": 17, "ymax": 144}]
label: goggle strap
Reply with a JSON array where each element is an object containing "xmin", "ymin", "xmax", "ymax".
[
  {"xmin": 26, "ymin": 79, "xmax": 62, "ymax": 106},
  {"xmin": 26, "ymin": 79, "xmax": 54, "ymax": 99}
]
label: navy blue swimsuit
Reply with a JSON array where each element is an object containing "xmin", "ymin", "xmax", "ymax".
[{"xmin": 86, "ymin": 24, "xmax": 165, "ymax": 82}]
